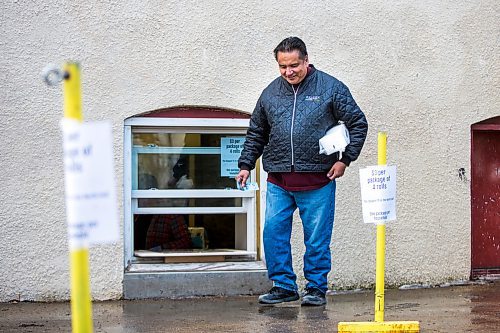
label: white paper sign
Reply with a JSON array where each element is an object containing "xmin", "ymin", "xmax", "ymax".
[
  {"xmin": 220, "ymin": 137, "xmax": 245, "ymax": 177},
  {"xmin": 61, "ymin": 119, "xmax": 119, "ymax": 249},
  {"xmin": 359, "ymin": 165, "xmax": 397, "ymax": 224}
]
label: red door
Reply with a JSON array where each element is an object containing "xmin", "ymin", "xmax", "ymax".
[{"xmin": 471, "ymin": 116, "xmax": 500, "ymax": 278}]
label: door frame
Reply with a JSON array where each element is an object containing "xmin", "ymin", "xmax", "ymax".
[{"xmin": 470, "ymin": 117, "xmax": 500, "ymax": 279}]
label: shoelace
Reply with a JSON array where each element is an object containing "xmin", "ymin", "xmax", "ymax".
[
  {"xmin": 270, "ymin": 286, "xmax": 282, "ymax": 294},
  {"xmin": 305, "ymin": 288, "xmax": 324, "ymax": 296}
]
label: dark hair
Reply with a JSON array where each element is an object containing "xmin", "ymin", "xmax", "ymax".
[{"xmin": 273, "ymin": 37, "xmax": 308, "ymax": 61}]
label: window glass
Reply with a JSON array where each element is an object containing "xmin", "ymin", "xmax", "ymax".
[
  {"xmin": 134, "ymin": 213, "xmax": 239, "ymax": 251},
  {"xmin": 133, "ymin": 133, "xmax": 244, "ymax": 190}
]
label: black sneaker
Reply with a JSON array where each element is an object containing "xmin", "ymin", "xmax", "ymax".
[
  {"xmin": 258, "ymin": 286, "xmax": 300, "ymax": 304},
  {"xmin": 301, "ymin": 287, "xmax": 326, "ymax": 306}
]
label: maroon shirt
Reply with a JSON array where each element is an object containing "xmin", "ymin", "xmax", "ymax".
[{"xmin": 268, "ymin": 169, "xmax": 331, "ymax": 191}]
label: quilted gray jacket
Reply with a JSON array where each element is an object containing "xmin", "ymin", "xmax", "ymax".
[{"xmin": 238, "ymin": 66, "xmax": 368, "ymax": 172}]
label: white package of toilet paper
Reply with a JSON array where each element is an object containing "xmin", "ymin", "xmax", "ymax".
[{"xmin": 318, "ymin": 123, "xmax": 350, "ymax": 159}]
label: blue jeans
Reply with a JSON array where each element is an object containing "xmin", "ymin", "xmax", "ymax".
[{"xmin": 263, "ymin": 181, "xmax": 336, "ymax": 293}]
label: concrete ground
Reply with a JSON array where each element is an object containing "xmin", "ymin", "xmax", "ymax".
[{"xmin": 1, "ymin": 280, "xmax": 499, "ymax": 333}]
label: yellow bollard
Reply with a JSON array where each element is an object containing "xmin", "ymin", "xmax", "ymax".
[
  {"xmin": 63, "ymin": 62, "xmax": 94, "ymax": 333},
  {"xmin": 338, "ymin": 132, "xmax": 419, "ymax": 333},
  {"xmin": 375, "ymin": 132, "xmax": 387, "ymax": 323}
]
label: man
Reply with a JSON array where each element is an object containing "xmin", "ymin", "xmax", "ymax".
[{"xmin": 237, "ymin": 37, "xmax": 368, "ymax": 306}]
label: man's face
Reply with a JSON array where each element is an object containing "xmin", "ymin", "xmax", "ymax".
[{"xmin": 277, "ymin": 50, "xmax": 309, "ymax": 85}]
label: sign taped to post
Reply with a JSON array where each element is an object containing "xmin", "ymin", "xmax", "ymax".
[
  {"xmin": 359, "ymin": 165, "xmax": 396, "ymax": 224},
  {"xmin": 220, "ymin": 137, "xmax": 245, "ymax": 177},
  {"xmin": 61, "ymin": 119, "xmax": 119, "ymax": 249}
]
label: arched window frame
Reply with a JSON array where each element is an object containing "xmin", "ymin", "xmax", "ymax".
[{"xmin": 123, "ymin": 108, "xmax": 261, "ymax": 269}]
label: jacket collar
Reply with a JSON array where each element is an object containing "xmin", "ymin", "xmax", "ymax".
[{"xmin": 280, "ymin": 64, "xmax": 317, "ymax": 93}]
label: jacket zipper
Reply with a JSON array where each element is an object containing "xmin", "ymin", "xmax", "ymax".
[{"xmin": 290, "ymin": 84, "xmax": 300, "ymax": 167}]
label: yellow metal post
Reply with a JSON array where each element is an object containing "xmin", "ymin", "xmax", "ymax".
[
  {"xmin": 375, "ymin": 132, "xmax": 387, "ymax": 323},
  {"xmin": 338, "ymin": 131, "xmax": 419, "ymax": 332},
  {"xmin": 63, "ymin": 62, "xmax": 94, "ymax": 333},
  {"xmin": 64, "ymin": 63, "xmax": 83, "ymax": 121}
]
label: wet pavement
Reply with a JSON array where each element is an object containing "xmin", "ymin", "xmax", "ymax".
[{"xmin": 1, "ymin": 280, "xmax": 499, "ymax": 332}]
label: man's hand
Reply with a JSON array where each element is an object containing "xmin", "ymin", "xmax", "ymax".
[
  {"xmin": 236, "ymin": 169, "xmax": 250, "ymax": 188},
  {"xmin": 327, "ymin": 161, "xmax": 347, "ymax": 180}
]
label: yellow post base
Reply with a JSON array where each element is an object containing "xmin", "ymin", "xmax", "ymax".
[
  {"xmin": 70, "ymin": 248, "xmax": 93, "ymax": 333},
  {"xmin": 338, "ymin": 321, "xmax": 420, "ymax": 333}
]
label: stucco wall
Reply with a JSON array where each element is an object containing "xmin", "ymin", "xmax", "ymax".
[{"xmin": 1, "ymin": 0, "xmax": 498, "ymax": 301}]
